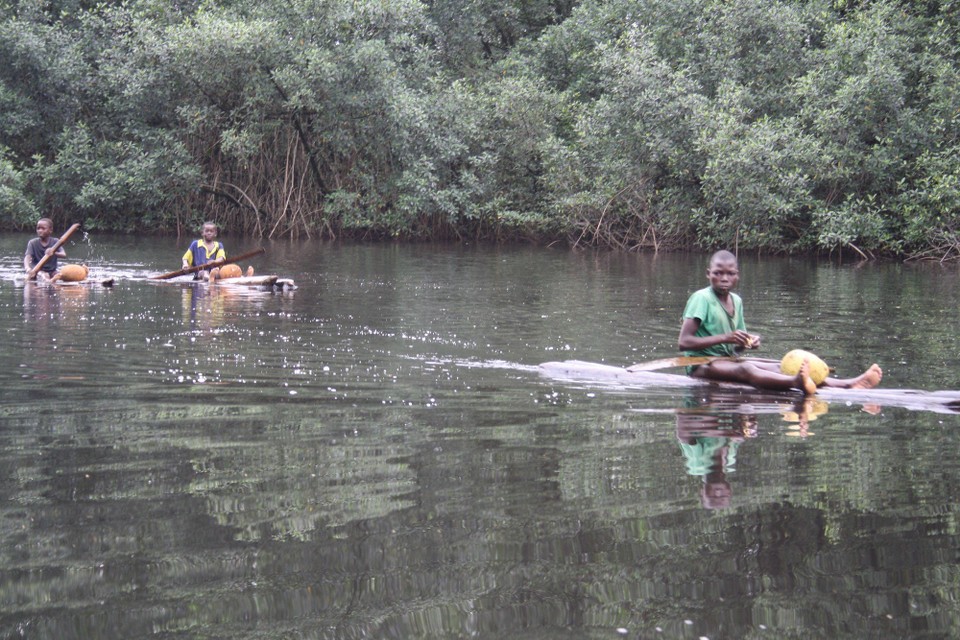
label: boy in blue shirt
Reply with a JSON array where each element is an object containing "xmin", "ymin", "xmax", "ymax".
[{"xmin": 182, "ymin": 222, "xmax": 226, "ymax": 281}]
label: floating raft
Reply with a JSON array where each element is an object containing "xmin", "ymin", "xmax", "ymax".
[
  {"xmin": 159, "ymin": 275, "xmax": 296, "ymax": 290},
  {"xmin": 24, "ymin": 277, "xmax": 115, "ymax": 288},
  {"xmin": 539, "ymin": 360, "xmax": 960, "ymax": 414},
  {"xmin": 213, "ymin": 275, "xmax": 296, "ymax": 290}
]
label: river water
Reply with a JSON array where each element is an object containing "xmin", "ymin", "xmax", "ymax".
[{"xmin": 0, "ymin": 233, "xmax": 958, "ymax": 639}]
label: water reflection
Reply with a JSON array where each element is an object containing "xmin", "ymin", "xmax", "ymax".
[
  {"xmin": 677, "ymin": 411, "xmax": 752, "ymax": 510},
  {"xmin": 18, "ymin": 282, "xmax": 112, "ymax": 383},
  {"xmin": 1, "ymin": 240, "xmax": 960, "ymax": 639},
  {"xmin": 181, "ymin": 282, "xmax": 225, "ymax": 330},
  {"xmin": 21, "ymin": 280, "xmax": 70, "ymax": 324},
  {"xmin": 674, "ymin": 390, "xmax": 833, "ymax": 509}
]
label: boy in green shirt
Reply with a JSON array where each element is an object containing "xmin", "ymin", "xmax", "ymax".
[{"xmin": 678, "ymin": 250, "xmax": 882, "ymax": 394}]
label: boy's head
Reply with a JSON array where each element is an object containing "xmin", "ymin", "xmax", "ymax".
[
  {"xmin": 701, "ymin": 475, "xmax": 732, "ymax": 509},
  {"xmin": 36, "ymin": 218, "xmax": 54, "ymax": 239},
  {"xmin": 201, "ymin": 222, "xmax": 218, "ymax": 241},
  {"xmin": 706, "ymin": 250, "xmax": 739, "ymax": 295}
]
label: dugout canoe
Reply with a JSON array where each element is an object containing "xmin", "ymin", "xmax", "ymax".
[
  {"xmin": 23, "ymin": 277, "xmax": 115, "ymax": 288},
  {"xmin": 155, "ymin": 275, "xmax": 296, "ymax": 290},
  {"xmin": 539, "ymin": 360, "xmax": 960, "ymax": 414},
  {"xmin": 213, "ymin": 275, "xmax": 296, "ymax": 290}
]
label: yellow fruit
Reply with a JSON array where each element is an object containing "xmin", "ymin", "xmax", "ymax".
[
  {"xmin": 59, "ymin": 264, "xmax": 88, "ymax": 282},
  {"xmin": 219, "ymin": 264, "xmax": 243, "ymax": 279},
  {"xmin": 780, "ymin": 349, "xmax": 830, "ymax": 385}
]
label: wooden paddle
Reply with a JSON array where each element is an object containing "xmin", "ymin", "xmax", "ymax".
[
  {"xmin": 626, "ymin": 354, "xmax": 782, "ymax": 372},
  {"xmin": 150, "ymin": 247, "xmax": 266, "ymax": 280},
  {"xmin": 26, "ymin": 222, "xmax": 81, "ymax": 280},
  {"xmin": 626, "ymin": 355, "xmax": 736, "ymax": 372}
]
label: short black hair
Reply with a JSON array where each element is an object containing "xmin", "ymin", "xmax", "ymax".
[{"xmin": 709, "ymin": 250, "xmax": 737, "ymax": 265}]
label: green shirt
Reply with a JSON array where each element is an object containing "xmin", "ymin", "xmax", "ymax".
[
  {"xmin": 681, "ymin": 286, "xmax": 745, "ymax": 358},
  {"xmin": 678, "ymin": 437, "xmax": 740, "ymax": 476}
]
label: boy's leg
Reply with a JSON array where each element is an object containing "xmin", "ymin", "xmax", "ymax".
[
  {"xmin": 821, "ymin": 364, "xmax": 882, "ymax": 389},
  {"xmin": 693, "ymin": 360, "xmax": 816, "ymax": 394},
  {"xmin": 748, "ymin": 356, "xmax": 882, "ymax": 390}
]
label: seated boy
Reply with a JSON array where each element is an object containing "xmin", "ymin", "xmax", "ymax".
[{"xmin": 678, "ymin": 250, "xmax": 882, "ymax": 394}]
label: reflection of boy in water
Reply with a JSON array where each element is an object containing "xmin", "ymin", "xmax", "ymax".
[
  {"xmin": 678, "ymin": 433, "xmax": 738, "ymax": 509},
  {"xmin": 675, "ymin": 402, "xmax": 757, "ymax": 510},
  {"xmin": 181, "ymin": 283, "xmax": 226, "ymax": 330}
]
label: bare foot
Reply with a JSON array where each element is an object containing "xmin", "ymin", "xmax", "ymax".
[
  {"xmin": 797, "ymin": 360, "xmax": 818, "ymax": 396},
  {"xmin": 849, "ymin": 364, "xmax": 883, "ymax": 389}
]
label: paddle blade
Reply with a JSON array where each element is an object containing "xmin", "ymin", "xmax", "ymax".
[{"xmin": 626, "ymin": 356, "xmax": 720, "ymax": 372}]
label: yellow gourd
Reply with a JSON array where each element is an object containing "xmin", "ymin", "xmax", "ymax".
[
  {"xmin": 780, "ymin": 349, "xmax": 830, "ymax": 385},
  {"xmin": 219, "ymin": 264, "xmax": 243, "ymax": 279},
  {"xmin": 59, "ymin": 264, "xmax": 89, "ymax": 282}
]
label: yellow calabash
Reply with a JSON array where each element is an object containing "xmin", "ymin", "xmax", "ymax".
[
  {"xmin": 780, "ymin": 349, "xmax": 830, "ymax": 385},
  {"xmin": 219, "ymin": 264, "xmax": 243, "ymax": 279},
  {"xmin": 59, "ymin": 264, "xmax": 89, "ymax": 282}
]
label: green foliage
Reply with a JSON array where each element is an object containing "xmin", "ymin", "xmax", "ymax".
[
  {"xmin": 543, "ymin": 25, "xmax": 706, "ymax": 249},
  {"xmin": 811, "ymin": 195, "xmax": 895, "ymax": 258},
  {"xmin": 794, "ymin": 2, "xmax": 920, "ymax": 201},
  {"xmin": 680, "ymin": 0, "xmax": 821, "ymax": 114},
  {"xmin": 0, "ymin": 17, "xmax": 89, "ymax": 159},
  {"xmin": 28, "ymin": 125, "xmax": 201, "ymax": 230},
  {"xmin": 894, "ymin": 147, "xmax": 960, "ymax": 260},
  {"xmin": 426, "ymin": 0, "xmax": 576, "ymax": 71},
  {"xmin": 452, "ymin": 72, "xmax": 565, "ymax": 236},
  {"xmin": 696, "ymin": 94, "xmax": 823, "ymax": 251},
  {"xmin": 1, "ymin": 0, "xmax": 960, "ymax": 257},
  {"xmin": 0, "ymin": 146, "xmax": 38, "ymax": 228}
]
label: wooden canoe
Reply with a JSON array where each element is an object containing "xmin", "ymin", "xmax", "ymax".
[
  {"xmin": 215, "ymin": 275, "xmax": 296, "ymax": 290},
  {"xmin": 24, "ymin": 277, "xmax": 115, "ymax": 288},
  {"xmin": 215, "ymin": 275, "xmax": 278, "ymax": 287},
  {"xmin": 539, "ymin": 360, "xmax": 960, "ymax": 414},
  {"xmin": 157, "ymin": 275, "xmax": 296, "ymax": 290}
]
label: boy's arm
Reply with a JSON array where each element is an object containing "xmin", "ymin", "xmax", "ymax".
[
  {"xmin": 24, "ymin": 241, "xmax": 35, "ymax": 271},
  {"xmin": 678, "ymin": 317, "xmax": 755, "ymax": 351},
  {"xmin": 732, "ymin": 297, "xmax": 759, "ymax": 349}
]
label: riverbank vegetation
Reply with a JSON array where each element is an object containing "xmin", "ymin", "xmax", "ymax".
[{"xmin": 2, "ymin": 0, "xmax": 960, "ymax": 259}]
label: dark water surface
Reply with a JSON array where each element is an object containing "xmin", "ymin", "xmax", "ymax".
[{"xmin": 1, "ymin": 234, "xmax": 959, "ymax": 639}]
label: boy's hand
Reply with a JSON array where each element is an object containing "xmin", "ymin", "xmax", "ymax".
[{"xmin": 731, "ymin": 330, "xmax": 760, "ymax": 350}]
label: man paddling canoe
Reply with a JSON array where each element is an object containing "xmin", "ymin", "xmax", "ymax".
[{"xmin": 678, "ymin": 250, "xmax": 882, "ymax": 395}]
